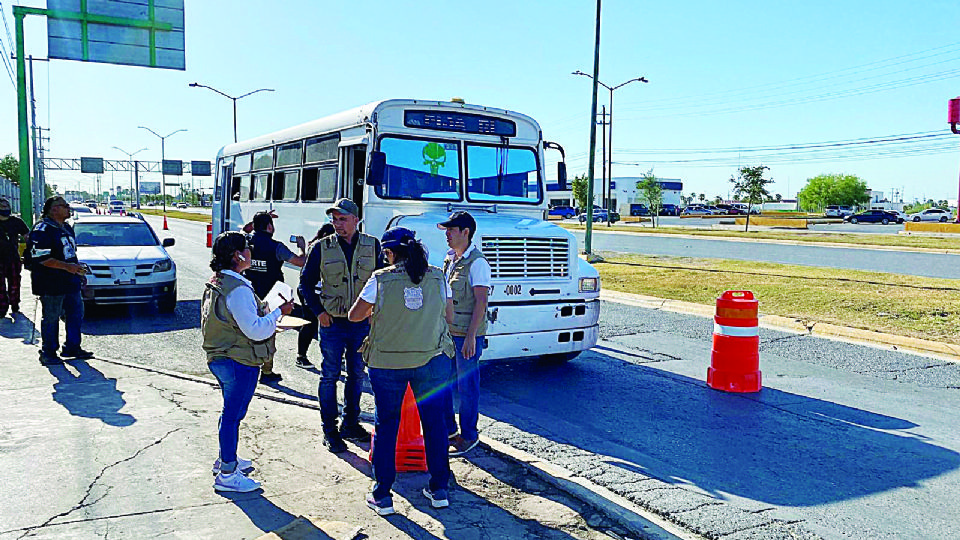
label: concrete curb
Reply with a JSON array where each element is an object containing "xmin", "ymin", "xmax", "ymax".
[
  {"xmin": 562, "ymin": 225, "xmax": 960, "ymax": 255},
  {"xmin": 89, "ymin": 353, "xmax": 700, "ymax": 539},
  {"xmin": 601, "ymin": 290, "xmax": 960, "ymax": 363},
  {"xmin": 480, "ymin": 436, "xmax": 704, "ymax": 540}
]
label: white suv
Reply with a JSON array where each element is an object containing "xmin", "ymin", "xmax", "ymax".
[
  {"xmin": 825, "ymin": 205, "xmax": 853, "ymax": 217},
  {"xmin": 908, "ymin": 208, "xmax": 952, "ymax": 222},
  {"xmin": 74, "ymin": 216, "xmax": 177, "ymax": 312},
  {"xmin": 108, "ymin": 200, "xmax": 125, "ymax": 214}
]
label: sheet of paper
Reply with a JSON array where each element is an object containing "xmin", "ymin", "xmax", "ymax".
[
  {"xmin": 263, "ymin": 281, "xmax": 295, "ymax": 313},
  {"xmin": 277, "ymin": 315, "xmax": 310, "ymax": 329}
]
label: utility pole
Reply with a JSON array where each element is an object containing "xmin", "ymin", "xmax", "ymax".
[
  {"xmin": 599, "ymin": 105, "xmax": 608, "ymax": 221},
  {"xmin": 581, "ymin": 0, "xmax": 602, "ymax": 258}
]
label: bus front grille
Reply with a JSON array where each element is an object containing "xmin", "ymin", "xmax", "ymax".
[{"xmin": 480, "ymin": 237, "xmax": 570, "ymax": 279}]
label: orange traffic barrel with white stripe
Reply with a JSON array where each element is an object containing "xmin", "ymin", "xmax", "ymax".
[
  {"xmin": 206, "ymin": 223, "xmax": 213, "ymax": 248},
  {"xmin": 707, "ymin": 290, "xmax": 761, "ymax": 392}
]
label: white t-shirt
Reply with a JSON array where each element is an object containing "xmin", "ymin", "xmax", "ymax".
[
  {"xmin": 359, "ymin": 270, "xmax": 452, "ymax": 304},
  {"xmin": 443, "ymin": 244, "xmax": 492, "ymax": 288}
]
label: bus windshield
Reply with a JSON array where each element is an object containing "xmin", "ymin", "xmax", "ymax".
[
  {"xmin": 377, "ymin": 137, "xmax": 461, "ymax": 201},
  {"xmin": 466, "ymin": 144, "xmax": 540, "ymax": 204}
]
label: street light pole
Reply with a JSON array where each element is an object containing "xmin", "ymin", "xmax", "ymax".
[
  {"xmin": 573, "ymin": 71, "xmax": 648, "ymax": 226},
  {"xmin": 113, "ymin": 146, "xmax": 147, "ymax": 210},
  {"xmin": 138, "ymin": 127, "xmax": 186, "ymax": 214},
  {"xmin": 188, "ymin": 83, "xmax": 275, "ymax": 143}
]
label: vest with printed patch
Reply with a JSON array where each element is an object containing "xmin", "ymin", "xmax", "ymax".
[
  {"xmin": 201, "ymin": 273, "xmax": 277, "ymax": 367},
  {"xmin": 443, "ymin": 248, "xmax": 488, "ymax": 336},
  {"xmin": 317, "ymin": 233, "xmax": 377, "ymax": 317},
  {"xmin": 362, "ymin": 265, "xmax": 455, "ymax": 370}
]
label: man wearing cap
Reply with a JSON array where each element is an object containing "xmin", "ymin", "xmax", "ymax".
[
  {"xmin": 300, "ymin": 198, "xmax": 382, "ymax": 453},
  {"xmin": 0, "ymin": 197, "xmax": 29, "ymax": 319},
  {"xmin": 243, "ymin": 211, "xmax": 307, "ymax": 382},
  {"xmin": 438, "ymin": 211, "xmax": 490, "ymax": 456}
]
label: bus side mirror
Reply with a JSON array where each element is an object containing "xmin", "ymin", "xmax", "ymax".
[
  {"xmin": 366, "ymin": 152, "xmax": 386, "ymax": 186},
  {"xmin": 557, "ymin": 162, "xmax": 567, "ymax": 191}
]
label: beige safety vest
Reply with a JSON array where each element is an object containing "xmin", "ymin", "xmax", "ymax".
[
  {"xmin": 443, "ymin": 248, "xmax": 488, "ymax": 337},
  {"xmin": 318, "ymin": 233, "xmax": 378, "ymax": 317},
  {"xmin": 362, "ymin": 265, "xmax": 455, "ymax": 370},
  {"xmin": 201, "ymin": 273, "xmax": 277, "ymax": 367}
]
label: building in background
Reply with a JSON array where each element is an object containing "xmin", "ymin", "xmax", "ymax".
[{"xmin": 546, "ymin": 176, "xmax": 683, "ymax": 214}]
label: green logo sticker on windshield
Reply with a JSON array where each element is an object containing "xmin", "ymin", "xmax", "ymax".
[{"xmin": 422, "ymin": 142, "xmax": 447, "ymax": 176}]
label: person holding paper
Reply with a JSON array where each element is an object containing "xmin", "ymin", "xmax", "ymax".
[
  {"xmin": 243, "ymin": 211, "xmax": 306, "ymax": 382},
  {"xmin": 202, "ymin": 231, "xmax": 293, "ymax": 492}
]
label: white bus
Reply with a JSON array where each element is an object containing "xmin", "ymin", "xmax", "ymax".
[{"xmin": 211, "ymin": 99, "xmax": 600, "ymax": 363}]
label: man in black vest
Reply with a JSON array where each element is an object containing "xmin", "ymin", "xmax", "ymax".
[{"xmin": 243, "ymin": 211, "xmax": 306, "ymax": 382}]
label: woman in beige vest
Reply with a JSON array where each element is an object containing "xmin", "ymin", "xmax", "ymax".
[
  {"xmin": 202, "ymin": 231, "xmax": 292, "ymax": 493},
  {"xmin": 348, "ymin": 227, "xmax": 455, "ymax": 516}
]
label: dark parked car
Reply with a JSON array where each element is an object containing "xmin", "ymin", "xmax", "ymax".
[
  {"xmin": 548, "ymin": 205, "xmax": 577, "ymax": 219},
  {"xmin": 843, "ymin": 210, "xmax": 904, "ymax": 225},
  {"xmin": 714, "ymin": 204, "xmax": 746, "ymax": 215},
  {"xmin": 578, "ymin": 208, "xmax": 620, "ymax": 223},
  {"xmin": 630, "ymin": 204, "xmax": 650, "ymax": 216},
  {"xmin": 658, "ymin": 204, "xmax": 680, "ymax": 216}
]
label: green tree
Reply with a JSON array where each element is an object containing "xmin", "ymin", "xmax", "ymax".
[
  {"xmin": 796, "ymin": 173, "xmax": 870, "ymax": 212},
  {"xmin": 698, "ymin": 193, "xmax": 705, "ymax": 203},
  {"xmin": 730, "ymin": 165, "xmax": 774, "ymax": 232},
  {"xmin": 636, "ymin": 169, "xmax": 664, "ymax": 227},
  {"xmin": 571, "ymin": 173, "xmax": 589, "ymax": 213},
  {"xmin": 0, "ymin": 154, "xmax": 18, "ymax": 184}
]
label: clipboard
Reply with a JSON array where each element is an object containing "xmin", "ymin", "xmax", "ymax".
[{"xmin": 277, "ymin": 315, "xmax": 310, "ymax": 329}]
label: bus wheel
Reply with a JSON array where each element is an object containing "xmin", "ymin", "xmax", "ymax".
[{"xmin": 538, "ymin": 352, "xmax": 580, "ymax": 364}]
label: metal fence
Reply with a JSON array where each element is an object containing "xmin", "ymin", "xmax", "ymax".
[{"xmin": 0, "ymin": 177, "xmax": 20, "ymax": 213}]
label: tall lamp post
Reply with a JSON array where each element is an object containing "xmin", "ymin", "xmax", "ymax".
[
  {"xmin": 950, "ymin": 97, "xmax": 960, "ymax": 223},
  {"xmin": 188, "ymin": 83, "xmax": 274, "ymax": 143},
  {"xmin": 113, "ymin": 146, "xmax": 147, "ymax": 209},
  {"xmin": 138, "ymin": 126, "xmax": 186, "ymax": 214},
  {"xmin": 573, "ymin": 70, "xmax": 648, "ymax": 225}
]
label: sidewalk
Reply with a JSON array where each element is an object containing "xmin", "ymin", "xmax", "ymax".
[{"xmin": 0, "ymin": 317, "xmax": 627, "ymax": 540}]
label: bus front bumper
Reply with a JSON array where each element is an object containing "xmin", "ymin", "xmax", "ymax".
[{"xmin": 479, "ymin": 298, "xmax": 600, "ymax": 361}]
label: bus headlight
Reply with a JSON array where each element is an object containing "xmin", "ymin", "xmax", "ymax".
[
  {"xmin": 579, "ymin": 277, "xmax": 599, "ymax": 293},
  {"xmin": 153, "ymin": 258, "xmax": 173, "ymax": 273}
]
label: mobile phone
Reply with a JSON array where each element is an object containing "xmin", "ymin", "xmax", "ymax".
[{"xmin": 289, "ymin": 235, "xmax": 297, "ymax": 243}]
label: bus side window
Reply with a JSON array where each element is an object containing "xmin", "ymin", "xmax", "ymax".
[
  {"xmin": 273, "ymin": 170, "xmax": 299, "ymax": 201},
  {"xmin": 237, "ymin": 175, "xmax": 252, "ymax": 201},
  {"xmin": 252, "ymin": 173, "xmax": 271, "ymax": 201},
  {"xmin": 301, "ymin": 167, "xmax": 336, "ymax": 202}
]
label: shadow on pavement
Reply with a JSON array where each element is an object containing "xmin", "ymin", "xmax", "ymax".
[
  {"xmin": 44, "ymin": 359, "xmax": 136, "ymax": 427},
  {"xmin": 0, "ymin": 310, "xmax": 39, "ymax": 344},
  {"xmin": 479, "ymin": 352, "xmax": 960, "ymax": 507},
  {"xmin": 83, "ymin": 299, "xmax": 201, "ymax": 335},
  {"xmin": 217, "ymin": 491, "xmax": 300, "ymax": 534}
]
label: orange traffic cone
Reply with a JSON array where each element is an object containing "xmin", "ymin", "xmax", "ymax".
[
  {"xmin": 162, "ymin": 215, "xmax": 169, "ymax": 230},
  {"xmin": 368, "ymin": 383, "xmax": 427, "ymax": 472},
  {"xmin": 206, "ymin": 223, "xmax": 213, "ymax": 248}
]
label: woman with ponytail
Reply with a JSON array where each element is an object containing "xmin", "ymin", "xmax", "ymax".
[
  {"xmin": 202, "ymin": 231, "xmax": 293, "ymax": 493},
  {"xmin": 348, "ymin": 227, "xmax": 455, "ymax": 516}
]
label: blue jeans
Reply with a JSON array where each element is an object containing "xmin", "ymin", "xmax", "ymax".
[
  {"xmin": 40, "ymin": 291, "xmax": 84, "ymax": 353},
  {"xmin": 368, "ymin": 354, "xmax": 451, "ymax": 500},
  {"xmin": 318, "ymin": 317, "xmax": 369, "ymax": 432},
  {"xmin": 443, "ymin": 336, "xmax": 483, "ymax": 440},
  {"xmin": 208, "ymin": 358, "xmax": 260, "ymax": 467}
]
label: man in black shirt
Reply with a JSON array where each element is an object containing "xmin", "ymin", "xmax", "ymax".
[
  {"xmin": 0, "ymin": 197, "xmax": 29, "ymax": 318},
  {"xmin": 27, "ymin": 196, "xmax": 93, "ymax": 364},
  {"xmin": 243, "ymin": 211, "xmax": 306, "ymax": 382}
]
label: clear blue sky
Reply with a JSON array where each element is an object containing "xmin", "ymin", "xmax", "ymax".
[{"xmin": 3, "ymin": 0, "xmax": 960, "ymax": 204}]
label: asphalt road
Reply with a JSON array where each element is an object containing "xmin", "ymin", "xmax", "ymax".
[
  {"xmin": 73, "ymin": 215, "xmax": 960, "ymax": 540},
  {"xmin": 569, "ymin": 229, "xmax": 960, "ymax": 279}
]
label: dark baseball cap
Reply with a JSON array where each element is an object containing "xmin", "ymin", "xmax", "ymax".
[
  {"xmin": 252, "ymin": 211, "xmax": 274, "ymax": 231},
  {"xmin": 325, "ymin": 198, "xmax": 359, "ymax": 217},
  {"xmin": 437, "ymin": 211, "xmax": 477, "ymax": 232}
]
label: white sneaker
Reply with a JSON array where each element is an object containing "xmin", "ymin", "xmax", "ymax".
[
  {"xmin": 212, "ymin": 457, "xmax": 254, "ymax": 476},
  {"xmin": 214, "ymin": 469, "xmax": 261, "ymax": 493}
]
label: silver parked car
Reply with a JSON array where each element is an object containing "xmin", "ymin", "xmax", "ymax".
[
  {"xmin": 74, "ymin": 216, "xmax": 177, "ymax": 312},
  {"xmin": 907, "ymin": 208, "xmax": 953, "ymax": 222}
]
